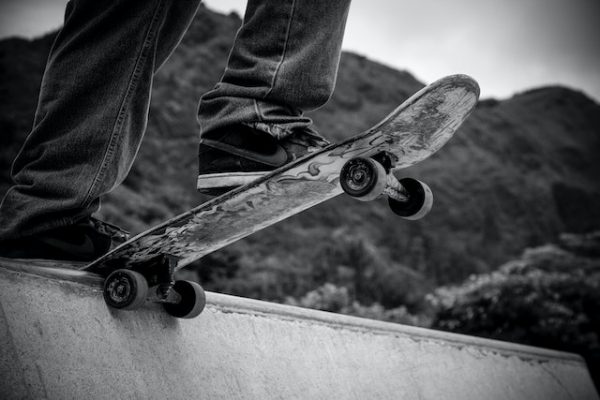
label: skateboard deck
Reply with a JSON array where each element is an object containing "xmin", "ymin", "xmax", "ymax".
[{"xmin": 83, "ymin": 75, "xmax": 479, "ymax": 317}]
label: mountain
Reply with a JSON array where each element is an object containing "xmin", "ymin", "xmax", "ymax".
[{"xmin": 1, "ymin": 5, "xmax": 599, "ymax": 305}]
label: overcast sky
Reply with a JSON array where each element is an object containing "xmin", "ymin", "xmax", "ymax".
[{"xmin": 1, "ymin": 0, "xmax": 598, "ymax": 102}]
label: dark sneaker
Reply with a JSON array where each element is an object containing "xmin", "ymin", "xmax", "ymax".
[
  {"xmin": 197, "ymin": 123, "xmax": 330, "ymax": 195},
  {"xmin": 0, "ymin": 217, "xmax": 129, "ymax": 262}
]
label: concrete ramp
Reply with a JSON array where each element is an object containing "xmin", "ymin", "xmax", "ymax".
[{"xmin": 0, "ymin": 261, "xmax": 598, "ymax": 400}]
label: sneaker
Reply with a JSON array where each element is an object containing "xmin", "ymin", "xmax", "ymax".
[
  {"xmin": 197, "ymin": 123, "xmax": 330, "ymax": 195},
  {"xmin": 0, "ymin": 217, "xmax": 129, "ymax": 262}
]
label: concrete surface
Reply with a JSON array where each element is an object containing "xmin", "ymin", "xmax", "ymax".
[{"xmin": 0, "ymin": 260, "xmax": 598, "ymax": 400}]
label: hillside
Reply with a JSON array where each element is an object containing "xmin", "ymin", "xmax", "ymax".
[{"xmin": 1, "ymin": 5, "xmax": 599, "ymax": 306}]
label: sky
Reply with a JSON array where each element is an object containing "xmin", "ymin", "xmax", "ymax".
[{"xmin": 1, "ymin": 0, "xmax": 598, "ymax": 102}]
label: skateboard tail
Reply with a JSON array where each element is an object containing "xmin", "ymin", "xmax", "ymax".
[
  {"xmin": 370, "ymin": 75, "xmax": 479, "ymax": 168},
  {"xmin": 372, "ymin": 74, "xmax": 479, "ymax": 131}
]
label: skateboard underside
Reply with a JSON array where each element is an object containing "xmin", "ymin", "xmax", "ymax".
[{"xmin": 84, "ymin": 75, "xmax": 479, "ymax": 274}]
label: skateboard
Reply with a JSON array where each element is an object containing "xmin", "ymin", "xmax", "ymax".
[{"xmin": 83, "ymin": 74, "xmax": 480, "ymax": 318}]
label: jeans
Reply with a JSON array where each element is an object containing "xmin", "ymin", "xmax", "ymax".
[{"xmin": 0, "ymin": 0, "xmax": 351, "ymax": 240}]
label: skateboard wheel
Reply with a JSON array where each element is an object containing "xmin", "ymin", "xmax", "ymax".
[
  {"xmin": 163, "ymin": 280, "xmax": 206, "ymax": 319},
  {"xmin": 103, "ymin": 269, "xmax": 149, "ymax": 310},
  {"xmin": 388, "ymin": 178, "xmax": 433, "ymax": 220},
  {"xmin": 340, "ymin": 157, "xmax": 387, "ymax": 201}
]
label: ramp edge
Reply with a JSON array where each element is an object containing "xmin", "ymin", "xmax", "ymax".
[{"xmin": 0, "ymin": 259, "xmax": 587, "ymax": 366}]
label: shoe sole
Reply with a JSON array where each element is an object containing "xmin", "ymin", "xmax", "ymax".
[{"xmin": 196, "ymin": 171, "xmax": 269, "ymax": 191}]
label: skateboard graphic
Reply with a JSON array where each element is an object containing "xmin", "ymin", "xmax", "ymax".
[{"xmin": 83, "ymin": 75, "xmax": 480, "ymax": 318}]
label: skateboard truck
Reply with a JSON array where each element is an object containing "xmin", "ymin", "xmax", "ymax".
[
  {"xmin": 340, "ymin": 152, "xmax": 433, "ymax": 220},
  {"xmin": 102, "ymin": 254, "xmax": 206, "ymax": 319},
  {"xmin": 147, "ymin": 255, "xmax": 181, "ymax": 303}
]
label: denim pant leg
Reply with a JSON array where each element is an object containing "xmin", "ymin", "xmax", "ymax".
[
  {"xmin": 197, "ymin": 0, "xmax": 352, "ymax": 138},
  {"xmin": 0, "ymin": 0, "xmax": 201, "ymax": 240}
]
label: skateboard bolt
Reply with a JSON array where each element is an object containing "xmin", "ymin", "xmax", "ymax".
[{"xmin": 352, "ymin": 170, "xmax": 365, "ymax": 181}]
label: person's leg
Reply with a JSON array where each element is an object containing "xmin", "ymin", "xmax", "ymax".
[
  {"xmin": 0, "ymin": 0, "xmax": 200, "ymax": 257},
  {"xmin": 196, "ymin": 0, "xmax": 352, "ymax": 193}
]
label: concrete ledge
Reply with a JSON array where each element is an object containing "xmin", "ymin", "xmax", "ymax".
[{"xmin": 1, "ymin": 261, "xmax": 598, "ymax": 400}]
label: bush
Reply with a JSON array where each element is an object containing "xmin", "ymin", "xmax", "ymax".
[
  {"xmin": 286, "ymin": 283, "xmax": 429, "ymax": 326},
  {"xmin": 429, "ymin": 232, "xmax": 600, "ymax": 390}
]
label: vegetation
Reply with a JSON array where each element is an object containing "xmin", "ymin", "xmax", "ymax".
[{"xmin": 429, "ymin": 232, "xmax": 600, "ymax": 390}]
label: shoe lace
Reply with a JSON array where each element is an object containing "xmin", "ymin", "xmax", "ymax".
[
  {"xmin": 244, "ymin": 122, "xmax": 331, "ymax": 149},
  {"xmin": 281, "ymin": 128, "xmax": 331, "ymax": 155}
]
